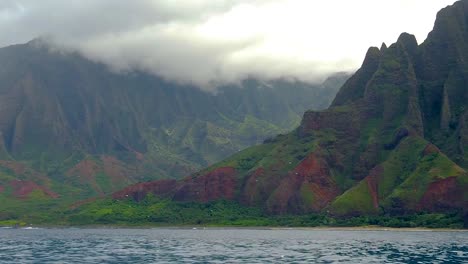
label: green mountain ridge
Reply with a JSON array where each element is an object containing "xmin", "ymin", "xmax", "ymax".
[{"xmin": 80, "ymin": 0, "xmax": 468, "ymax": 226}]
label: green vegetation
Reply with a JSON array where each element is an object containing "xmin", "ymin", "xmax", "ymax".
[
  {"xmin": 384, "ymin": 151, "xmax": 466, "ymax": 209},
  {"xmin": 202, "ymin": 142, "xmax": 276, "ymax": 174},
  {"xmin": 0, "ymin": 220, "xmax": 27, "ymax": 227},
  {"xmin": 300, "ymin": 184, "xmax": 316, "ymax": 205},
  {"xmin": 66, "ymin": 198, "xmax": 265, "ymax": 226},
  {"xmin": 330, "ymin": 180, "xmax": 377, "ymax": 215},
  {"xmin": 378, "ymin": 137, "xmax": 427, "ymax": 198},
  {"xmin": 1, "ymin": 197, "xmax": 463, "ymax": 229},
  {"xmin": 254, "ymin": 132, "xmax": 316, "ymax": 172}
]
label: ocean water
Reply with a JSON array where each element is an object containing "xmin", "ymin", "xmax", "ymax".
[{"xmin": 0, "ymin": 227, "xmax": 466, "ymax": 263}]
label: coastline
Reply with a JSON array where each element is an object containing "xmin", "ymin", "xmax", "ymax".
[{"xmin": 1, "ymin": 224, "xmax": 466, "ymax": 232}]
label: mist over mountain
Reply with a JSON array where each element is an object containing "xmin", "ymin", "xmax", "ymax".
[
  {"xmin": 0, "ymin": 0, "xmax": 456, "ymax": 89},
  {"xmin": 0, "ymin": 38, "xmax": 348, "ymax": 218}
]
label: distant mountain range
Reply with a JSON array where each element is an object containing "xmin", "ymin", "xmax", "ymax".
[
  {"xmin": 0, "ymin": 37, "xmax": 348, "ymax": 218},
  {"xmin": 105, "ymin": 0, "xmax": 468, "ymax": 222}
]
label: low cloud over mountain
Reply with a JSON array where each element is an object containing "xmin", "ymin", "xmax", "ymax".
[{"xmin": 0, "ymin": 0, "xmax": 456, "ymax": 90}]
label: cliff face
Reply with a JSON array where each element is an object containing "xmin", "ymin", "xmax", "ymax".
[{"xmin": 114, "ymin": 0, "xmax": 468, "ymax": 216}]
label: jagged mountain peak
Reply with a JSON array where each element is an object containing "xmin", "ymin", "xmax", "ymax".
[
  {"xmin": 396, "ymin": 32, "xmax": 418, "ymax": 56},
  {"xmin": 380, "ymin": 42, "xmax": 388, "ymax": 51}
]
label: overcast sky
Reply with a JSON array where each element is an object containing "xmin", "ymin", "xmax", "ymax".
[{"xmin": 0, "ymin": 0, "xmax": 458, "ymax": 89}]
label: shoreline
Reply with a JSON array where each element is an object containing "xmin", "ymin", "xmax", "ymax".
[{"xmin": 1, "ymin": 224, "xmax": 466, "ymax": 232}]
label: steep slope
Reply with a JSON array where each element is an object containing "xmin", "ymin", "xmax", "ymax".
[
  {"xmin": 0, "ymin": 39, "xmax": 347, "ymax": 215},
  {"xmin": 108, "ymin": 0, "xmax": 468, "ymax": 219}
]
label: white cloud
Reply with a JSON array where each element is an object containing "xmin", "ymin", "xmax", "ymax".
[{"xmin": 0, "ymin": 0, "xmax": 458, "ymax": 90}]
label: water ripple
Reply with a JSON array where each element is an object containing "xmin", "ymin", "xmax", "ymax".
[{"xmin": 0, "ymin": 228, "xmax": 466, "ymax": 263}]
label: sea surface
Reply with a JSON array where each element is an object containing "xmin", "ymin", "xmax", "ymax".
[{"xmin": 0, "ymin": 227, "xmax": 467, "ymax": 263}]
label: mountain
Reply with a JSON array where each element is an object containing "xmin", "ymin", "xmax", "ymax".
[
  {"xmin": 0, "ymin": 39, "xmax": 348, "ymax": 218},
  {"xmin": 102, "ymin": 1, "xmax": 468, "ymax": 223}
]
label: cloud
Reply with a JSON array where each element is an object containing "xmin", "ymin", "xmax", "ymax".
[{"xmin": 0, "ymin": 0, "xmax": 458, "ymax": 90}]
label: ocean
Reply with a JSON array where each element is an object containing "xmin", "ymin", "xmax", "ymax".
[{"xmin": 0, "ymin": 227, "xmax": 466, "ymax": 263}]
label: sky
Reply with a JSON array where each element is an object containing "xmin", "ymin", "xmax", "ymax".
[{"xmin": 0, "ymin": 0, "xmax": 458, "ymax": 90}]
